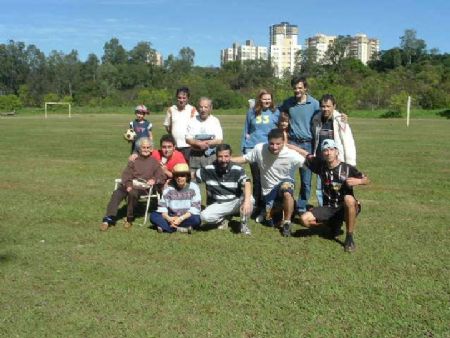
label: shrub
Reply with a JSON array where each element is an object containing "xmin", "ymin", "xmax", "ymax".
[{"xmin": 0, "ymin": 95, "xmax": 22, "ymax": 111}]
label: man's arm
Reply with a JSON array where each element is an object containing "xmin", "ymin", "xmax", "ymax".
[
  {"xmin": 286, "ymin": 143, "xmax": 309, "ymax": 157},
  {"xmin": 346, "ymin": 175, "xmax": 369, "ymax": 187},
  {"xmin": 230, "ymin": 156, "xmax": 248, "ymax": 165},
  {"xmin": 241, "ymin": 180, "xmax": 253, "ymax": 216}
]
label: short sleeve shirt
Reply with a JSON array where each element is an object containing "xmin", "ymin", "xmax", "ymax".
[{"xmin": 244, "ymin": 143, "xmax": 305, "ymax": 196}]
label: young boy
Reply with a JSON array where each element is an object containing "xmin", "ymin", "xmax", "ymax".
[{"xmin": 129, "ymin": 105, "xmax": 153, "ymax": 154}]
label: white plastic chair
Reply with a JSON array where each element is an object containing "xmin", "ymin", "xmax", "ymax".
[{"xmin": 114, "ymin": 178, "xmax": 159, "ymax": 226}]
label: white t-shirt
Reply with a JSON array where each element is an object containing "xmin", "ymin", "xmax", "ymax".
[
  {"xmin": 186, "ymin": 115, "xmax": 223, "ymax": 143},
  {"xmin": 244, "ymin": 143, "xmax": 305, "ymax": 196},
  {"xmin": 163, "ymin": 104, "xmax": 197, "ymax": 148}
]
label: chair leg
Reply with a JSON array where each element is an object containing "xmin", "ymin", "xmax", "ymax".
[{"xmin": 142, "ymin": 186, "xmax": 153, "ymax": 227}]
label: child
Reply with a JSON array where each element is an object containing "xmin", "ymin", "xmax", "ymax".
[
  {"xmin": 129, "ymin": 105, "xmax": 153, "ymax": 154},
  {"xmin": 277, "ymin": 111, "xmax": 290, "ymax": 145}
]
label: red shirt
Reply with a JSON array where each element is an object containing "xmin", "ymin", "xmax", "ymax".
[{"xmin": 151, "ymin": 149, "xmax": 186, "ymax": 172}]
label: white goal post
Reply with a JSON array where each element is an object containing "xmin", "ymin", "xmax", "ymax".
[{"xmin": 44, "ymin": 102, "xmax": 72, "ymax": 119}]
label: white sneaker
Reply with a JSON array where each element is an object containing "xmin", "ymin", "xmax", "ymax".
[
  {"xmin": 241, "ymin": 224, "xmax": 251, "ymax": 235},
  {"xmin": 255, "ymin": 210, "xmax": 265, "ymax": 223},
  {"xmin": 217, "ymin": 219, "xmax": 229, "ymax": 230}
]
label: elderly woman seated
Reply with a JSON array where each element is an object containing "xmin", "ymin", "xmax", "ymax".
[
  {"xmin": 100, "ymin": 137, "xmax": 166, "ymax": 231},
  {"xmin": 150, "ymin": 163, "xmax": 201, "ymax": 234}
]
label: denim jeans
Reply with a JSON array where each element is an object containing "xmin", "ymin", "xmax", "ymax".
[
  {"xmin": 150, "ymin": 212, "xmax": 201, "ymax": 233},
  {"xmin": 316, "ymin": 175, "xmax": 323, "ymax": 207},
  {"xmin": 289, "ymin": 140, "xmax": 312, "ymax": 212}
]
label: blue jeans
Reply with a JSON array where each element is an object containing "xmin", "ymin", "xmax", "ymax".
[
  {"xmin": 150, "ymin": 212, "xmax": 201, "ymax": 233},
  {"xmin": 316, "ymin": 175, "xmax": 323, "ymax": 207},
  {"xmin": 289, "ymin": 140, "xmax": 312, "ymax": 212}
]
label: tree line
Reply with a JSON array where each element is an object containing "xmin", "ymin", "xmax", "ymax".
[{"xmin": 0, "ymin": 29, "xmax": 449, "ymax": 113}]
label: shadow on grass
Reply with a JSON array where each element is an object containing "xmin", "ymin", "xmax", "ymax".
[
  {"xmin": 292, "ymin": 226, "xmax": 345, "ymax": 248},
  {"xmin": 0, "ymin": 253, "xmax": 15, "ymax": 264},
  {"xmin": 437, "ymin": 109, "xmax": 450, "ymax": 119}
]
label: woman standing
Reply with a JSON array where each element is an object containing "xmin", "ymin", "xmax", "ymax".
[{"xmin": 240, "ymin": 89, "xmax": 280, "ymax": 216}]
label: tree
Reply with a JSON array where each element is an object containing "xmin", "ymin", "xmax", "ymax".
[
  {"xmin": 294, "ymin": 46, "xmax": 321, "ymax": 77},
  {"xmin": 102, "ymin": 38, "xmax": 127, "ymax": 65},
  {"xmin": 129, "ymin": 41, "xmax": 155, "ymax": 64},
  {"xmin": 178, "ymin": 47, "xmax": 195, "ymax": 66},
  {"xmin": 323, "ymin": 35, "xmax": 352, "ymax": 68},
  {"xmin": 400, "ymin": 29, "xmax": 427, "ymax": 65}
]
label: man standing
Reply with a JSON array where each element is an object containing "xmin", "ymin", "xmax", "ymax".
[
  {"xmin": 231, "ymin": 129, "xmax": 305, "ymax": 237},
  {"xmin": 290, "ymin": 139, "xmax": 369, "ymax": 252},
  {"xmin": 279, "ymin": 77, "xmax": 319, "ymax": 214},
  {"xmin": 311, "ymin": 94, "xmax": 356, "ymax": 205},
  {"xmin": 186, "ymin": 97, "xmax": 223, "ymax": 178},
  {"xmin": 164, "ymin": 87, "xmax": 197, "ymax": 162},
  {"xmin": 151, "ymin": 134, "xmax": 186, "ymax": 180},
  {"xmin": 196, "ymin": 144, "xmax": 253, "ymax": 235}
]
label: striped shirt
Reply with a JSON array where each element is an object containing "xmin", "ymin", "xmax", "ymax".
[
  {"xmin": 196, "ymin": 162, "xmax": 250, "ymax": 203},
  {"xmin": 157, "ymin": 182, "xmax": 201, "ymax": 216}
]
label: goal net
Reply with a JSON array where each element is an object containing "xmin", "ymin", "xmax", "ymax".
[{"xmin": 44, "ymin": 102, "xmax": 72, "ymax": 118}]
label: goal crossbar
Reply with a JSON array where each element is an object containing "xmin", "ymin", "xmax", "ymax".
[{"xmin": 44, "ymin": 102, "xmax": 72, "ymax": 118}]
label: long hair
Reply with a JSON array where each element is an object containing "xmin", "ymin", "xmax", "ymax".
[{"xmin": 254, "ymin": 89, "xmax": 276, "ymax": 115}]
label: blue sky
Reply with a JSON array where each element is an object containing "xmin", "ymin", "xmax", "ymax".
[{"xmin": 0, "ymin": 0, "xmax": 448, "ymax": 66}]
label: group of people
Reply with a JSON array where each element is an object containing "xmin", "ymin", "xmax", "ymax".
[{"xmin": 101, "ymin": 78, "xmax": 369, "ymax": 252}]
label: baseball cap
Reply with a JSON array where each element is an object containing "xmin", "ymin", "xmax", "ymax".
[
  {"xmin": 135, "ymin": 104, "xmax": 149, "ymax": 114},
  {"xmin": 321, "ymin": 139, "xmax": 338, "ymax": 150}
]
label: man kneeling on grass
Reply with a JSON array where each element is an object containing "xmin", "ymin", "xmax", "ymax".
[
  {"xmin": 288, "ymin": 139, "xmax": 369, "ymax": 252},
  {"xmin": 196, "ymin": 144, "xmax": 253, "ymax": 235},
  {"xmin": 100, "ymin": 137, "xmax": 166, "ymax": 231}
]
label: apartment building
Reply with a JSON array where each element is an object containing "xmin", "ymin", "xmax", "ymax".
[
  {"xmin": 269, "ymin": 22, "xmax": 301, "ymax": 78},
  {"xmin": 220, "ymin": 40, "xmax": 268, "ymax": 65},
  {"xmin": 305, "ymin": 33, "xmax": 380, "ymax": 65}
]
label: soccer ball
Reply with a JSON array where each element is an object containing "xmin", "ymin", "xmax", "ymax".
[{"xmin": 123, "ymin": 128, "xmax": 136, "ymax": 142}]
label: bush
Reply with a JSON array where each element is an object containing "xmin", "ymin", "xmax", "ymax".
[
  {"xmin": 137, "ymin": 89, "xmax": 172, "ymax": 112},
  {"xmin": 0, "ymin": 95, "xmax": 22, "ymax": 111}
]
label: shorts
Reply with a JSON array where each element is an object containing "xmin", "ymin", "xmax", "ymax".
[
  {"xmin": 311, "ymin": 201, "xmax": 361, "ymax": 224},
  {"xmin": 264, "ymin": 180, "xmax": 295, "ymax": 210}
]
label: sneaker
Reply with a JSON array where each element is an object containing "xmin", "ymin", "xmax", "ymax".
[
  {"xmin": 282, "ymin": 221, "xmax": 291, "ymax": 237},
  {"xmin": 240, "ymin": 224, "xmax": 251, "ymax": 235},
  {"xmin": 124, "ymin": 221, "xmax": 133, "ymax": 229},
  {"xmin": 344, "ymin": 234, "xmax": 356, "ymax": 252},
  {"xmin": 255, "ymin": 210, "xmax": 265, "ymax": 223},
  {"xmin": 187, "ymin": 226, "xmax": 193, "ymax": 234},
  {"xmin": 217, "ymin": 219, "xmax": 229, "ymax": 230},
  {"xmin": 265, "ymin": 219, "xmax": 275, "ymax": 228},
  {"xmin": 156, "ymin": 226, "xmax": 163, "ymax": 233},
  {"xmin": 100, "ymin": 222, "xmax": 109, "ymax": 231},
  {"xmin": 177, "ymin": 227, "xmax": 189, "ymax": 233}
]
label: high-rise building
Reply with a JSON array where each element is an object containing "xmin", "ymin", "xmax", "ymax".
[
  {"xmin": 220, "ymin": 40, "xmax": 268, "ymax": 65},
  {"xmin": 305, "ymin": 33, "xmax": 336, "ymax": 63},
  {"xmin": 269, "ymin": 22, "xmax": 301, "ymax": 78},
  {"xmin": 348, "ymin": 33, "xmax": 380, "ymax": 65},
  {"xmin": 305, "ymin": 33, "xmax": 380, "ymax": 65}
]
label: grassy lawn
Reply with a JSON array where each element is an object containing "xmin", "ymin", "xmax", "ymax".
[{"xmin": 0, "ymin": 113, "xmax": 449, "ymax": 337}]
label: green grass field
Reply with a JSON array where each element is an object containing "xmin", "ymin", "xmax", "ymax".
[{"xmin": 0, "ymin": 113, "xmax": 449, "ymax": 337}]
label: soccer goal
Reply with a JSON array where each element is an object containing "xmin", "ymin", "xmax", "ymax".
[{"xmin": 44, "ymin": 102, "xmax": 72, "ymax": 119}]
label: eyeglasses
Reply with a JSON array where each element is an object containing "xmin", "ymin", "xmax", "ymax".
[{"xmin": 141, "ymin": 146, "xmax": 152, "ymax": 149}]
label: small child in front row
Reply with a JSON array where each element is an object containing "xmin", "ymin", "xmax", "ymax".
[
  {"xmin": 129, "ymin": 104, "xmax": 153, "ymax": 154},
  {"xmin": 278, "ymin": 111, "xmax": 290, "ymax": 145}
]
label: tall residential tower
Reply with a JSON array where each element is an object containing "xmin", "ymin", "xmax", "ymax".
[{"xmin": 269, "ymin": 22, "xmax": 301, "ymax": 78}]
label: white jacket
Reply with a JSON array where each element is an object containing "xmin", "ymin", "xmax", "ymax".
[{"xmin": 312, "ymin": 110, "xmax": 357, "ymax": 166}]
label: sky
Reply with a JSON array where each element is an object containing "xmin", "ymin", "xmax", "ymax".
[{"xmin": 0, "ymin": 0, "xmax": 448, "ymax": 67}]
